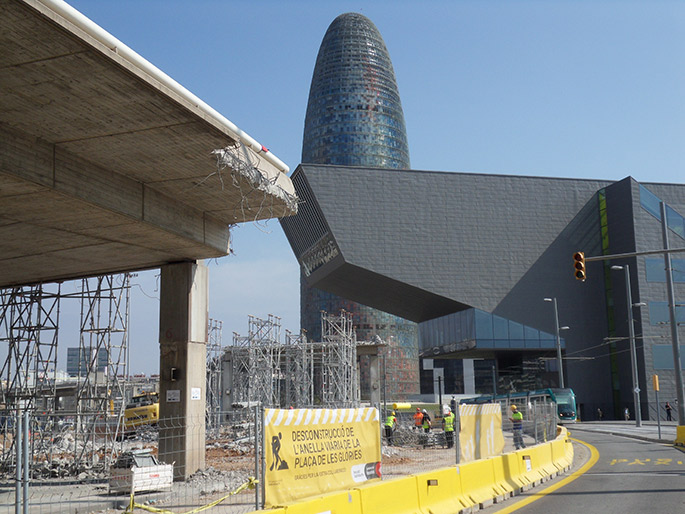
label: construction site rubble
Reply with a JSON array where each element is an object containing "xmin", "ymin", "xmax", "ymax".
[{"xmin": 188, "ymin": 467, "xmax": 252, "ymax": 496}]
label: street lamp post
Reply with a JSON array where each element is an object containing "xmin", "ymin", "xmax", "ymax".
[
  {"xmin": 611, "ymin": 264, "xmax": 642, "ymax": 427},
  {"xmin": 660, "ymin": 202, "xmax": 685, "ymax": 427},
  {"xmin": 544, "ymin": 298, "xmax": 568, "ymax": 389}
]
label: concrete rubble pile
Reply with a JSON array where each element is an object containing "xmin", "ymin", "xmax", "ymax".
[{"xmin": 188, "ymin": 467, "xmax": 252, "ymax": 496}]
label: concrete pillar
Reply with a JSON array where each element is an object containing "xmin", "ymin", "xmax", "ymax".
[
  {"xmin": 368, "ymin": 354, "xmax": 380, "ymax": 406},
  {"xmin": 463, "ymin": 359, "xmax": 475, "ymax": 395},
  {"xmin": 158, "ymin": 261, "xmax": 208, "ymax": 480},
  {"xmin": 358, "ymin": 343, "xmax": 385, "ymax": 406}
]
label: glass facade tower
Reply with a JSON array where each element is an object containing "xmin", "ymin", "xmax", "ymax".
[
  {"xmin": 301, "ymin": 13, "xmax": 419, "ymax": 398},
  {"xmin": 302, "ymin": 13, "xmax": 410, "ymax": 169}
]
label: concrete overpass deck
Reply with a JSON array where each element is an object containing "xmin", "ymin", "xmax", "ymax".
[{"xmin": 0, "ymin": 0, "xmax": 296, "ymax": 288}]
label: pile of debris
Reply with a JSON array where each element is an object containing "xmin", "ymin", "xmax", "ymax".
[{"xmin": 187, "ymin": 467, "xmax": 252, "ymax": 496}]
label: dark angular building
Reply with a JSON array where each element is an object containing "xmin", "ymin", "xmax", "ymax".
[
  {"xmin": 281, "ymin": 162, "xmax": 685, "ymax": 420},
  {"xmin": 289, "ymin": 13, "xmax": 420, "ymax": 398},
  {"xmin": 281, "ymin": 13, "xmax": 685, "ymax": 419}
]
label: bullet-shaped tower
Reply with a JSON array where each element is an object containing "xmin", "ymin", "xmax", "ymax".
[{"xmin": 299, "ymin": 13, "xmax": 418, "ymax": 399}]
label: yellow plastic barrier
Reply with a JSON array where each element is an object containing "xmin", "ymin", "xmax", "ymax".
[
  {"xmin": 550, "ymin": 430, "xmax": 573, "ymax": 472},
  {"xmin": 356, "ymin": 475, "xmax": 421, "ymax": 514},
  {"xmin": 516, "ymin": 445, "xmax": 555, "ymax": 486},
  {"xmin": 414, "ymin": 467, "xmax": 471, "ymax": 514},
  {"xmin": 516, "ymin": 450, "xmax": 541, "ymax": 485},
  {"xmin": 247, "ymin": 427, "xmax": 575, "ymax": 514},
  {"xmin": 458, "ymin": 458, "xmax": 505, "ymax": 507},
  {"xmin": 675, "ymin": 425, "xmax": 685, "ymax": 447},
  {"xmin": 284, "ymin": 489, "xmax": 361, "ymax": 514},
  {"xmin": 490, "ymin": 454, "xmax": 516, "ymax": 499},
  {"xmin": 533, "ymin": 442, "xmax": 558, "ymax": 478},
  {"xmin": 498, "ymin": 451, "xmax": 527, "ymax": 492}
]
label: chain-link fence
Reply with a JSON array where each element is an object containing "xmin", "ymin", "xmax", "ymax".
[
  {"xmin": 2, "ymin": 399, "xmax": 561, "ymax": 513},
  {"xmin": 378, "ymin": 398, "xmax": 558, "ymax": 477},
  {"xmin": 1, "ymin": 408, "xmax": 261, "ymax": 514}
]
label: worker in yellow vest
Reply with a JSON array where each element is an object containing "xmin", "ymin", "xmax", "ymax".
[
  {"xmin": 509, "ymin": 404, "xmax": 526, "ymax": 450},
  {"xmin": 421, "ymin": 409, "xmax": 432, "ymax": 432},
  {"xmin": 384, "ymin": 411, "xmax": 397, "ymax": 446},
  {"xmin": 443, "ymin": 408, "xmax": 455, "ymax": 449}
]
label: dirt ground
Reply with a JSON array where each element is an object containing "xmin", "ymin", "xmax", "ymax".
[{"xmin": 202, "ymin": 426, "xmax": 534, "ymax": 480}]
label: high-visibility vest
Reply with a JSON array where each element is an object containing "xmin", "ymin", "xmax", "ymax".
[
  {"xmin": 512, "ymin": 411, "xmax": 523, "ymax": 429},
  {"xmin": 444, "ymin": 412, "xmax": 455, "ymax": 432},
  {"xmin": 422, "ymin": 415, "xmax": 431, "ymax": 429},
  {"xmin": 413, "ymin": 412, "xmax": 423, "ymax": 426},
  {"xmin": 385, "ymin": 415, "xmax": 396, "ymax": 427}
]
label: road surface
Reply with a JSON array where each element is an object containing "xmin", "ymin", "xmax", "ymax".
[{"xmin": 487, "ymin": 429, "xmax": 685, "ymax": 513}]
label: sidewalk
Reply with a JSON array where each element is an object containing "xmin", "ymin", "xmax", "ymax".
[{"xmin": 569, "ymin": 420, "xmax": 681, "ymax": 444}]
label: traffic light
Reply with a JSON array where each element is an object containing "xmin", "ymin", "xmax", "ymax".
[{"xmin": 573, "ymin": 251, "xmax": 586, "ymax": 281}]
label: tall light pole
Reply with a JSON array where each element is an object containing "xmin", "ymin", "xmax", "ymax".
[
  {"xmin": 660, "ymin": 202, "xmax": 685, "ymax": 428},
  {"xmin": 611, "ymin": 264, "xmax": 642, "ymax": 427},
  {"xmin": 544, "ymin": 298, "xmax": 568, "ymax": 389}
]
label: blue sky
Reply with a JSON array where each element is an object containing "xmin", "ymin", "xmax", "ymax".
[{"xmin": 54, "ymin": 0, "xmax": 684, "ymax": 374}]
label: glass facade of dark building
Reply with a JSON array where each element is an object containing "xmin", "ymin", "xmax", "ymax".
[{"xmin": 300, "ymin": 13, "xmax": 418, "ymax": 398}]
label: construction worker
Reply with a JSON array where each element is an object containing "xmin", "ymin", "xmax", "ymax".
[
  {"xmin": 421, "ymin": 409, "xmax": 432, "ymax": 433},
  {"xmin": 509, "ymin": 404, "xmax": 525, "ymax": 450},
  {"xmin": 384, "ymin": 411, "xmax": 397, "ymax": 446},
  {"xmin": 443, "ymin": 407, "xmax": 455, "ymax": 448},
  {"xmin": 413, "ymin": 407, "xmax": 424, "ymax": 430}
]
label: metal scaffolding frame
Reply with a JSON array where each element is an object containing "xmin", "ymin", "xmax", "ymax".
[
  {"xmin": 0, "ymin": 284, "xmax": 61, "ymax": 470},
  {"xmin": 206, "ymin": 318, "xmax": 223, "ymax": 436},
  {"xmin": 227, "ymin": 315, "xmax": 282, "ymax": 408},
  {"xmin": 224, "ymin": 311, "xmax": 358, "ymax": 409},
  {"xmin": 71, "ymin": 274, "xmax": 130, "ymax": 470},
  {"xmin": 0, "ymin": 274, "xmax": 130, "ymax": 475},
  {"xmin": 319, "ymin": 311, "xmax": 359, "ymax": 407},
  {"xmin": 283, "ymin": 329, "xmax": 313, "ymax": 408}
]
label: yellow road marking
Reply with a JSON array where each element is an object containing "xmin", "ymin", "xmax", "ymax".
[{"xmin": 491, "ymin": 437, "xmax": 599, "ymax": 514}]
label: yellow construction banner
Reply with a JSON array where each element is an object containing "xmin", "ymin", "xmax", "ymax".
[
  {"xmin": 263, "ymin": 407, "xmax": 381, "ymax": 507},
  {"xmin": 458, "ymin": 403, "xmax": 504, "ymax": 462}
]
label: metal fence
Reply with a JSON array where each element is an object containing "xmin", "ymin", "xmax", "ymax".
[
  {"xmin": 2, "ymin": 400, "xmax": 560, "ymax": 513},
  {"xmin": 1, "ymin": 408, "xmax": 261, "ymax": 514},
  {"xmin": 379, "ymin": 398, "xmax": 558, "ymax": 477}
]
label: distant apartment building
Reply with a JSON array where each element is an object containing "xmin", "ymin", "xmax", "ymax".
[{"xmin": 66, "ymin": 347, "xmax": 108, "ymax": 377}]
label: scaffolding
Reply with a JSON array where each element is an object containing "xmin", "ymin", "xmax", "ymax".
[
  {"xmin": 227, "ymin": 315, "xmax": 282, "ymax": 408},
  {"xmin": 0, "ymin": 274, "xmax": 130, "ymax": 475},
  {"xmin": 319, "ymin": 311, "xmax": 358, "ymax": 407},
  {"xmin": 223, "ymin": 311, "xmax": 358, "ymax": 409},
  {"xmin": 70, "ymin": 274, "xmax": 130, "ymax": 470},
  {"xmin": 0, "ymin": 284, "xmax": 60, "ymax": 470},
  {"xmin": 206, "ymin": 318, "xmax": 223, "ymax": 436},
  {"xmin": 282, "ymin": 329, "xmax": 313, "ymax": 409}
]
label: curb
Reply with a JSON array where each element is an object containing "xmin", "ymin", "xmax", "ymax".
[{"xmin": 569, "ymin": 426, "xmax": 675, "ymax": 445}]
